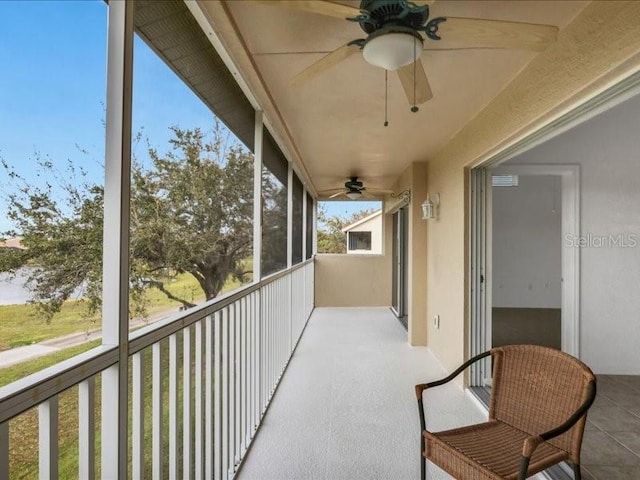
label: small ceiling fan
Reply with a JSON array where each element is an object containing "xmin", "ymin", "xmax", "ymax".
[
  {"xmin": 319, "ymin": 176, "xmax": 393, "ymax": 199},
  {"xmin": 261, "ymin": 0, "xmax": 559, "ymax": 107}
]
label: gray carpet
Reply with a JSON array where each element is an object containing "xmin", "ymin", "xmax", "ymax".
[{"xmin": 492, "ymin": 307, "xmax": 561, "ymax": 349}]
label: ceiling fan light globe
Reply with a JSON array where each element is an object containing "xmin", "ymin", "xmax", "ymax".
[
  {"xmin": 363, "ymin": 32, "xmax": 421, "ymax": 71},
  {"xmin": 345, "ymin": 191, "xmax": 362, "ymax": 200}
]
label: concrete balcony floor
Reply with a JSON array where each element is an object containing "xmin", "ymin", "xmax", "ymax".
[{"xmin": 236, "ymin": 307, "xmax": 486, "ymax": 480}]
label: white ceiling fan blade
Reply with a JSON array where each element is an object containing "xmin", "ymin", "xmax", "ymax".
[
  {"xmin": 318, "ymin": 188, "xmax": 346, "ymax": 194},
  {"xmin": 291, "ymin": 42, "xmax": 361, "ymax": 86},
  {"xmin": 328, "ymin": 191, "xmax": 346, "ymax": 199},
  {"xmin": 258, "ymin": 1, "xmax": 362, "ymax": 20},
  {"xmin": 367, "ymin": 188, "xmax": 394, "ymax": 194},
  {"xmin": 436, "ymin": 17, "xmax": 558, "ymax": 51},
  {"xmin": 361, "ymin": 190, "xmax": 376, "ymax": 199},
  {"xmin": 396, "ymin": 59, "xmax": 433, "ymax": 106}
]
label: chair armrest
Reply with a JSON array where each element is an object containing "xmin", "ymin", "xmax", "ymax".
[
  {"xmin": 521, "ymin": 380, "xmax": 597, "ymax": 457},
  {"xmin": 415, "ymin": 350, "xmax": 492, "ymax": 400},
  {"xmin": 516, "ymin": 380, "xmax": 596, "ymax": 480},
  {"xmin": 415, "ymin": 350, "xmax": 492, "ymax": 432}
]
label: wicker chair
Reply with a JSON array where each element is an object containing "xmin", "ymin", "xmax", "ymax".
[{"xmin": 415, "ymin": 345, "xmax": 597, "ymax": 480}]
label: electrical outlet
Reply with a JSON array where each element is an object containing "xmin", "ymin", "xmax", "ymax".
[{"xmin": 433, "ymin": 314, "xmax": 440, "ymax": 330}]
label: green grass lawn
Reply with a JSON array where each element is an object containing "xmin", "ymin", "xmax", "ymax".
[
  {"xmin": 0, "ymin": 267, "xmax": 252, "ymax": 351},
  {"xmin": 0, "ymin": 340, "xmax": 101, "ymax": 478},
  {"xmin": 1, "ymin": 339, "xmax": 193, "ymax": 478},
  {"xmin": 0, "ymin": 267, "xmax": 253, "ymax": 478}
]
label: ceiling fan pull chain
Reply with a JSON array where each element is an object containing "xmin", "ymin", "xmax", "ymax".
[
  {"xmin": 411, "ymin": 36, "xmax": 419, "ymax": 113},
  {"xmin": 384, "ymin": 69, "xmax": 389, "ymax": 127}
]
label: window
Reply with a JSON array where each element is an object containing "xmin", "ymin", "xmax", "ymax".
[
  {"xmin": 261, "ymin": 128, "xmax": 288, "ymax": 276},
  {"xmin": 129, "ymin": 0, "xmax": 254, "ymax": 321},
  {"xmin": 0, "ymin": 0, "xmax": 107, "ymax": 373},
  {"xmin": 348, "ymin": 231, "xmax": 372, "ymax": 251},
  {"xmin": 291, "ymin": 173, "xmax": 303, "ymax": 264}
]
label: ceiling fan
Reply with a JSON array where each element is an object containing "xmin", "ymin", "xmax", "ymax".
[
  {"xmin": 320, "ymin": 176, "xmax": 393, "ymax": 199},
  {"xmin": 261, "ymin": 0, "xmax": 559, "ymax": 108}
]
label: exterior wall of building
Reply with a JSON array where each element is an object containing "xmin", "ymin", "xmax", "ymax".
[
  {"xmin": 345, "ymin": 213, "xmax": 382, "ymax": 254},
  {"xmin": 424, "ymin": 1, "xmax": 640, "ymax": 378},
  {"xmin": 315, "ymin": 215, "xmax": 392, "ymax": 307}
]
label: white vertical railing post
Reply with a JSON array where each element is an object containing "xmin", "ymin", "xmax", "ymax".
[
  {"xmin": 132, "ymin": 352, "xmax": 145, "ymax": 480},
  {"xmin": 221, "ymin": 309, "xmax": 230, "ymax": 479},
  {"xmin": 242, "ymin": 296, "xmax": 248, "ymax": 452},
  {"xmin": 79, "ymin": 378, "xmax": 96, "ymax": 480},
  {"xmin": 39, "ymin": 397, "xmax": 59, "ymax": 480},
  {"xmin": 229, "ymin": 304, "xmax": 236, "ymax": 472},
  {"xmin": 235, "ymin": 301, "xmax": 242, "ymax": 462},
  {"xmin": 205, "ymin": 317, "xmax": 213, "ymax": 479},
  {"xmin": 152, "ymin": 343, "xmax": 163, "ymax": 480},
  {"xmin": 169, "ymin": 334, "xmax": 179, "ymax": 480},
  {"xmin": 183, "ymin": 327, "xmax": 192, "ymax": 480},
  {"xmin": 101, "ymin": 1, "xmax": 133, "ymax": 478},
  {"xmin": 214, "ymin": 311, "xmax": 222, "ymax": 480},
  {"xmin": 195, "ymin": 321, "xmax": 203, "ymax": 479}
]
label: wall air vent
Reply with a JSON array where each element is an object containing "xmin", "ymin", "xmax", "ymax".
[{"xmin": 492, "ymin": 174, "xmax": 519, "ymax": 187}]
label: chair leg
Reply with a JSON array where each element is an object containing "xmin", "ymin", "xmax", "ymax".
[
  {"xmin": 573, "ymin": 463, "xmax": 582, "ymax": 480},
  {"xmin": 420, "ymin": 435, "xmax": 426, "ymax": 480},
  {"xmin": 518, "ymin": 456, "xmax": 531, "ymax": 480}
]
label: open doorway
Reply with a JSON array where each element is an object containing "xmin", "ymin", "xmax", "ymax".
[
  {"xmin": 470, "ymin": 164, "xmax": 580, "ymax": 386},
  {"xmin": 469, "ymin": 72, "xmax": 640, "ymax": 480},
  {"xmin": 491, "ymin": 173, "xmax": 562, "ymax": 349}
]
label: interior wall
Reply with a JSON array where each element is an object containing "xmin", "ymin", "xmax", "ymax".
[
  {"xmin": 507, "ymin": 93, "xmax": 640, "ymax": 374},
  {"xmin": 423, "ymin": 1, "xmax": 640, "ymax": 378},
  {"xmin": 314, "ymin": 216, "xmax": 392, "ymax": 307},
  {"xmin": 492, "ymin": 175, "xmax": 562, "ymax": 308}
]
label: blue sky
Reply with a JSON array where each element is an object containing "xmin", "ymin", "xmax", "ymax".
[{"xmin": 0, "ymin": 0, "xmax": 371, "ymax": 233}]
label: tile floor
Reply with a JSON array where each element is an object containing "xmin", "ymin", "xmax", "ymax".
[{"xmin": 581, "ymin": 375, "xmax": 640, "ymax": 480}]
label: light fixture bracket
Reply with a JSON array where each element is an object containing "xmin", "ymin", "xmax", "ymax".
[
  {"xmin": 348, "ymin": 0, "xmax": 430, "ymax": 34},
  {"xmin": 390, "ymin": 189, "xmax": 411, "ymax": 204},
  {"xmin": 424, "ymin": 17, "xmax": 447, "ymax": 41}
]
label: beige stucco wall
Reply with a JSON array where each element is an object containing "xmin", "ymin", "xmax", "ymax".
[
  {"xmin": 315, "ymin": 215, "xmax": 392, "ymax": 306},
  {"xmin": 424, "ymin": 1, "xmax": 640, "ymax": 376},
  {"xmin": 390, "ymin": 162, "xmax": 429, "ymax": 346}
]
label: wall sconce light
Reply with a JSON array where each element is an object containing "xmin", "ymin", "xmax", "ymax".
[{"xmin": 421, "ymin": 193, "xmax": 440, "ymax": 220}]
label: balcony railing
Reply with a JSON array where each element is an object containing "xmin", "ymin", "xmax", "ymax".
[{"xmin": 0, "ymin": 259, "xmax": 314, "ymax": 479}]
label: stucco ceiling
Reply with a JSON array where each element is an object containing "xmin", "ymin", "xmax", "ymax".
[{"xmin": 216, "ymin": 0, "xmax": 588, "ymax": 195}]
